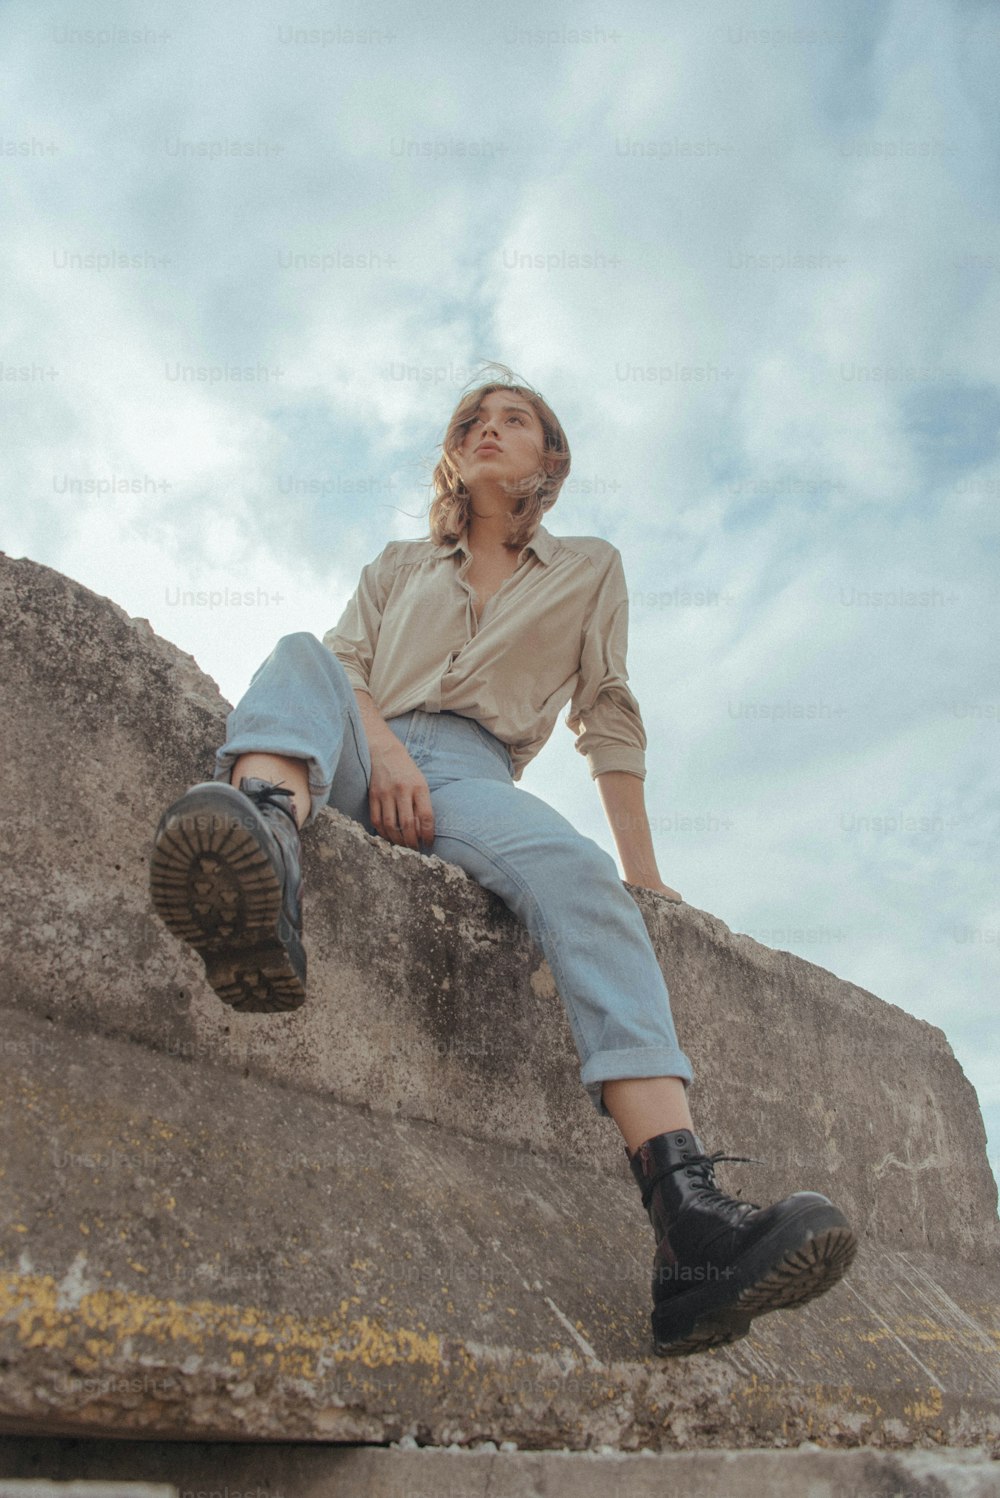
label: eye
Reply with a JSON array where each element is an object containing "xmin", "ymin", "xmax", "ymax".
[{"xmin": 508, "ymin": 414, "xmax": 525, "ymax": 424}]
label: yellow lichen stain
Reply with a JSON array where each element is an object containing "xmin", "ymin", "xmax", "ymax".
[
  {"xmin": 857, "ymin": 1320, "xmax": 998, "ymax": 1362},
  {"xmin": 12, "ymin": 1225, "xmax": 28, "ymax": 1234},
  {"xmin": 230, "ymin": 1350, "xmax": 245, "ymax": 1366},
  {"xmin": 905, "ymin": 1385, "xmax": 944, "ymax": 1423},
  {"xmin": 735, "ymin": 1375, "xmax": 885, "ymax": 1425},
  {"xmin": 0, "ymin": 1271, "xmax": 446, "ymax": 1382},
  {"xmin": 128, "ymin": 1263, "xmax": 148, "ymax": 1275}
]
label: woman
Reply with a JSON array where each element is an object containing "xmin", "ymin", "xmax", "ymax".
[{"xmin": 150, "ymin": 367, "xmax": 856, "ymax": 1357}]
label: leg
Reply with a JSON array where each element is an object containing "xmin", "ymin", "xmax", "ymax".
[
  {"xmin": 152, "ymin": 633, "xmax": 377, "ymax": 1011},
  {"xmin": 601, "ymin": 1076, "xmax": 694, "ymax": 1156},
  {"xmin": 212, "ymin": 632, "xmax": 375, "ymax": 833},
  {"xmin": 418, "ymin": 765, "xmax": 695, "ymax": 1123},
  {"xmin": 405, "ymin": 717, "xmax": 857, "ymax": 1362},
  {"xmin": 230, "ymin": 753, "xmax": 310, "ymax": 831}
]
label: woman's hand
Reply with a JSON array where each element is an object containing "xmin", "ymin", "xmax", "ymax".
[
  {"xmin": 367, "ymin": 738, "xmax": 436, "ymax": 851},
  {"xmin": 626, "ymin": 877, "xmax": 684, "ymax": 902}
]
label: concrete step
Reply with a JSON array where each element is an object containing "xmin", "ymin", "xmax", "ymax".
[
  {"xmin": 1, "ymin": 1441, "xmax": 999, "ymax": 1497},
  {"xmin": 1, "ymin": 1007, "xmax": 998, "ymax": 1451}
]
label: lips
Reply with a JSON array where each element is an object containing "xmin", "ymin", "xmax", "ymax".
[{"xmin": 476, "ymin": 442, "xmax": 502, "ymax": 454}]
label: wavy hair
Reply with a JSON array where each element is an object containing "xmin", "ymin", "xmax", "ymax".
[{"xmin": 428, "ymin": 363, "xmax": 571, "ymax": 553}]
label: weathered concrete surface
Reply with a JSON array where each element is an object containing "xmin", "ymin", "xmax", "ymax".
[
  {"xmin": 2, "ymin": 1006, "xmax": 999, "ymax": 1451},
  {"xmin": 1, "ymin": 552, "xmax": 998, "ymax": 1451},
  {"xmin": 1, "ymin": 553, "xmax": 997, "ymax": 1256},
  {"xmin": 0, "ymin": 1487, "xmax": 176, "ymax": 1498},
  {"xmin": 1, "ymin": 1442, "xmax": 999, "ymax": 1498}
]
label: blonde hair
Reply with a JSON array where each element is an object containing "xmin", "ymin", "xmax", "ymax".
[{"xmin": 428, "ymin": 362, "xmax": 571, "ymax": 553}]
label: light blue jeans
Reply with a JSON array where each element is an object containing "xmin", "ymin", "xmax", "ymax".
[{"xmin": 212, "ymin": 632, "xmax": 694, "ymax": 1116}]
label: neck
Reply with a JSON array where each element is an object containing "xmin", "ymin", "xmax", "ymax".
[{"xmin": 466, "ymin": 502, "xmax": 519, "ymax": 554}]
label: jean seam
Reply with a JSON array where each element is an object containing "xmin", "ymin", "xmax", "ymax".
[
  {"xmin": 472, "ymin": 720, "xmax": 514, "ymax": 776},
  {"xmin": 343, "ymin": 696, "xmax": 372, "ymax": 793}
]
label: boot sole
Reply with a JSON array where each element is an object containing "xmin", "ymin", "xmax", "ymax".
[
  {"xmin": 149, "ymin": 786, "xmax": 306, "ymax": 1014},
  {"xmin": 652, "ymin": 1204, "xmax": 858, "ymax": 1357}
]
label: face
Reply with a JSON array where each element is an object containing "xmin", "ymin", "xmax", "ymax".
[{"xmin": 454, "ymin": 390, "xmax": 546, "ymax": 497}]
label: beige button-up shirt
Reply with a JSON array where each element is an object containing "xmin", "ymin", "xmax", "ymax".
[{"xmin": 322, "ymin": 522, "xmax": 647, "ymax": 782}]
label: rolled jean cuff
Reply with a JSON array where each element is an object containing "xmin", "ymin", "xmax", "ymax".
[
  {"xmin": 581, "ymin": 1046, "xmax": 695, "ymax": 1117},
  {"xmin": 212, "ymin": 744, "xmax": 332, "ymax": 828}
]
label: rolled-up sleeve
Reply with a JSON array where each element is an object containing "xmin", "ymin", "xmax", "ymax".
[
  {"xmin": 322, "ymin": 547, "xmax": 394, "ymax": 692},
  {"xmin": 565, "ymin": 548, "xmax": 647, "ymax": 780}
]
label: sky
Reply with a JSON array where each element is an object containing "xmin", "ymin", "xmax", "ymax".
[{"xmin": 2, "ymin": 0, "xmax": 997, "ymax": 1193}]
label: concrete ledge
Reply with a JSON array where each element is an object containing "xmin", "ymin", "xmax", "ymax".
[
  {"xmin": 2, "ymin": 1008, "xmax": 999, "ymax": 1451},
  {"xmin": 1, "ymin": 1441, "xmax": 999, "ymax": 1498}
]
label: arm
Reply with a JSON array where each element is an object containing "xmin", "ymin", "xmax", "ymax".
[
  {"xmin": 351, "ymin": 686, "xmax": 436, "ymax": 855},
  {"xmin": 596, "ymin": 770, "xmax": 682, "ymax": 901},
  {"xmin": 323, "ymin": 551, "xmax": 434, "ymax": 851},
  {"xmin": 567, "ymin": 549, "xmax": 681, "ymax": 898}
]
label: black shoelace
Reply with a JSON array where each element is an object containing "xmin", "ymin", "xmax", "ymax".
[
  {"xmin": 640, "ymin": 1150, "xmax": 766, "ymax": 1214},
  {"xmin": 241, "ymin": 779, "xmax": 299, "ymax": 829}
]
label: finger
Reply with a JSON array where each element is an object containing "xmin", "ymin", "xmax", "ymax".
[
  {"xmin": 378, "ymin": 791, "xmax": 410, "ymax": 847},
  {"xmin": 371, "ymin": 793, "xmax": 399, "ymax": 843},
  {"xmin": 387, "ymin": 802, "xmax": 408, "ymax": 845},
  {"xmin": 395, "ymin": 800, "xmax": 422, "ymax": 851},
  {"xmin": 414, "ymin": 789, "xmax": 435, "ymax": 846}
]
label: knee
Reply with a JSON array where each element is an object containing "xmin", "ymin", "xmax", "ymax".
[
  {"xmin": 274, "ymin": 630, "xmax": 322, "ymax": 653},
  {"xmin": 272, "ymin": 632, "xmax": 345, "ymax": 675}
]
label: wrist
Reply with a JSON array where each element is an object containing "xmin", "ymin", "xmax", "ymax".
[
  {"xmin": 352, "ymin": 689, "xmax": 402, "ymax": 756},
  {"xmin": 369, "ymin": 734, "xmax": 407, "ymax": 763}
]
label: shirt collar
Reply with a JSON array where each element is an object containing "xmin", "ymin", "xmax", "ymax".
[{"xmin": 431, "ymin": 521, "xmax": 557, "ymax": 566}]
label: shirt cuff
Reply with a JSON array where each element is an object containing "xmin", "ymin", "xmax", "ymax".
[
  {"xmin": 587, "ymin": 747, "xmax": 647, "ymax": 780},
  {"xmin": 331, "ymin": 656, "xmax": 371, "ymax": 693}
]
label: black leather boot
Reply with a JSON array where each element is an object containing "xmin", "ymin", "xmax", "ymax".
[
  {"xmin": 629, "ymin": 1129, "xmax": 857, "ymax": 1357},
  {"xmin": 149, "ymin": 777, "xmax": 306, "ymax": 1012}
]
